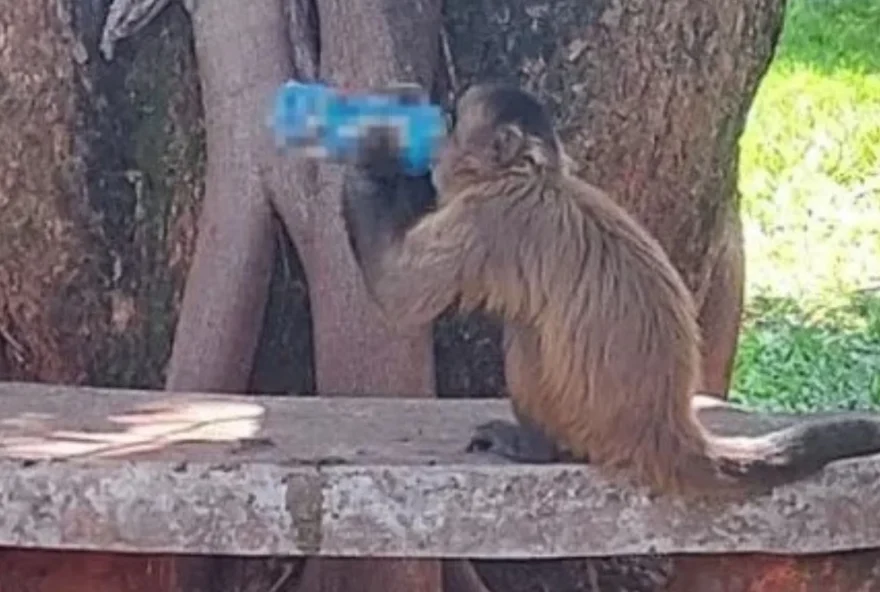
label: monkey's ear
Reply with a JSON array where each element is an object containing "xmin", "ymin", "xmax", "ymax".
[{"xmin": 491, "ymin": 124, "xmax": 527, "ymax": 167}]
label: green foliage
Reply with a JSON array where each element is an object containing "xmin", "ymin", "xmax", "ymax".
[
  {"xmin": 732, "ymin": 0, "xmax": 880, "ymax": 411},
  {"xmin": 731, "ymin": 293, "xmax": 880, "ymax": 411}
]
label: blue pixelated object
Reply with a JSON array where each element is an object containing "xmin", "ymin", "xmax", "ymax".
[{"xmin": 270, "ymin": 81, "xmax": 447, "ymax": 176}]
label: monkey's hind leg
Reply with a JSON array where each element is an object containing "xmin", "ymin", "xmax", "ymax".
[{"xmin": 467, "ymin": 325, "xmax": 577, "ymax": 464}]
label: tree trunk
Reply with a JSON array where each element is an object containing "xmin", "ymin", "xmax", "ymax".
[
  {"xmin": 435, "ymin": 0, "xmax": 784, "ymax": 403},
  {"xmin": 0, "ymin": 0, "xmax": 785, "ymax": 422},
  {"xmin": 0, "ymin": 0, "xmax": 203, "ymax": 389},
  {"xmin": 0, "ymin": 0, "xmax": 796, "ymax": 590},
  {"xmin": 284, "ymin": 0, "xmax": 452, "ymax": 586},
  {"xmin": 0, "ymin": 1, "xmax": 211, "ymax": 591}
]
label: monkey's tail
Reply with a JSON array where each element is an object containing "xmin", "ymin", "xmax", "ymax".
[{"xmin": 691, "ymin": 417, "xmax": 880, "ymax": 493}]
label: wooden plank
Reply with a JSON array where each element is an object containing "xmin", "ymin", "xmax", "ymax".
[
  {"xmin": 0, "ymin": 381, "xmax": 878, "ymax": 558},
  {"xmin": 0, "ymin": 548, "xmax": 211, "ymax": 592},
  {"xmin": 667, "ymin": 551, "xmax": 880, "ymax": 591}
]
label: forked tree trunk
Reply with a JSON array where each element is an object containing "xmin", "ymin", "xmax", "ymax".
[
  {"xmin": 166, "ymin": 0, "xmax": 449, "ymax": 589},
  {"xmin": 0, "ymin": 0, "xmax": 821, "ymax": 591}
]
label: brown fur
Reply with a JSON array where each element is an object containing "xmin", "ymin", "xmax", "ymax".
[{"xmin": 343, "ymin": 82, "xmax": 880, "ymax": 497}]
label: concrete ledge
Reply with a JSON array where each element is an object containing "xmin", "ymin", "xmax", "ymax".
[{"xmin": 0, "ymin": 381, "xmax": 878, "ymax": 558}]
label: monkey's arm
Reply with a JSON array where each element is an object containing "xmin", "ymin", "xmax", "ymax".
[{"xmin": 342, "ymin": 171, "xmax": 464, "ymax": 327}]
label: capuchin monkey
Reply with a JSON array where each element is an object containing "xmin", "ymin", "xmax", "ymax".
[{"xmin": 341, "ymin": 82, "xmax": 880, "ymax": 497}]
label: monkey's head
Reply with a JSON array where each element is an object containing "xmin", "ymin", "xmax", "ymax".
[{"xmin": 432, "ymin": 83, "xmax": 569, "ymax": 197}]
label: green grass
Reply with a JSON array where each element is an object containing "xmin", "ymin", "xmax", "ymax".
[
  {"xmin": 732, "ymin": 293, "xmax": 880, "ymax": 411},
  {"xmin": 730, "ymin": 0, "xmax": 880, "ymax": 411}
]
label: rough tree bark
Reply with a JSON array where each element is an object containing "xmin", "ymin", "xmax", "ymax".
[
  {"xmin": 4, "ymin": 0, "xmax": 857, "ymax": 590},
  {"xmin": 0, "ymin": 1, "xmax": 212, "ymax": 591},
  {"xmin": 0, "ymin": 0, "xmax": 203, "ymax": 389}
]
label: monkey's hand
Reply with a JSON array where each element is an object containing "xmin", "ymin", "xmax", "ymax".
[
  {"xmin": 352, "ymin": 126, "xmax": 410, "ymax": 179},
  {"xmin": 342, "ymin": 166, "xmax": 435, "ymax": 275},
  {"xmin": 341, "ymin": 165, "xmax": 459, "ymax": 329},
  {"xmin": 467, "ymin": 419, "xmax": 575, "ymax": 463}
]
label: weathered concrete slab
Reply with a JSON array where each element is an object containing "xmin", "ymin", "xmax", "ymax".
[{"xmin": 0, "ymin": 381, "xmax": 878, "ymax": 559}]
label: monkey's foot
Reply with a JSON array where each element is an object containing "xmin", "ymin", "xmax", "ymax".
[{"xmin": 466, "ymin": 419, "xmax": 568, "ymax": 463}]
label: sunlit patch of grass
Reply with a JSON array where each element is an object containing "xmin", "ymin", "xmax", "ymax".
[{"xmin": 733, "ymin": 0, "xmax": 880, "ymax": 410}]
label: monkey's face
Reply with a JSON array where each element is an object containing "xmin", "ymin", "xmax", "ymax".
[
  {"xmin": 429, "ymin": 117, "xmax": 492, "ymax": 197},
  {"xmin": 430, "ymin": 85, "xmax": 516, "ymax": 195},
  {"xmin": 430, "ymin": 83, "xmax": 562, "ymax": 197}
]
